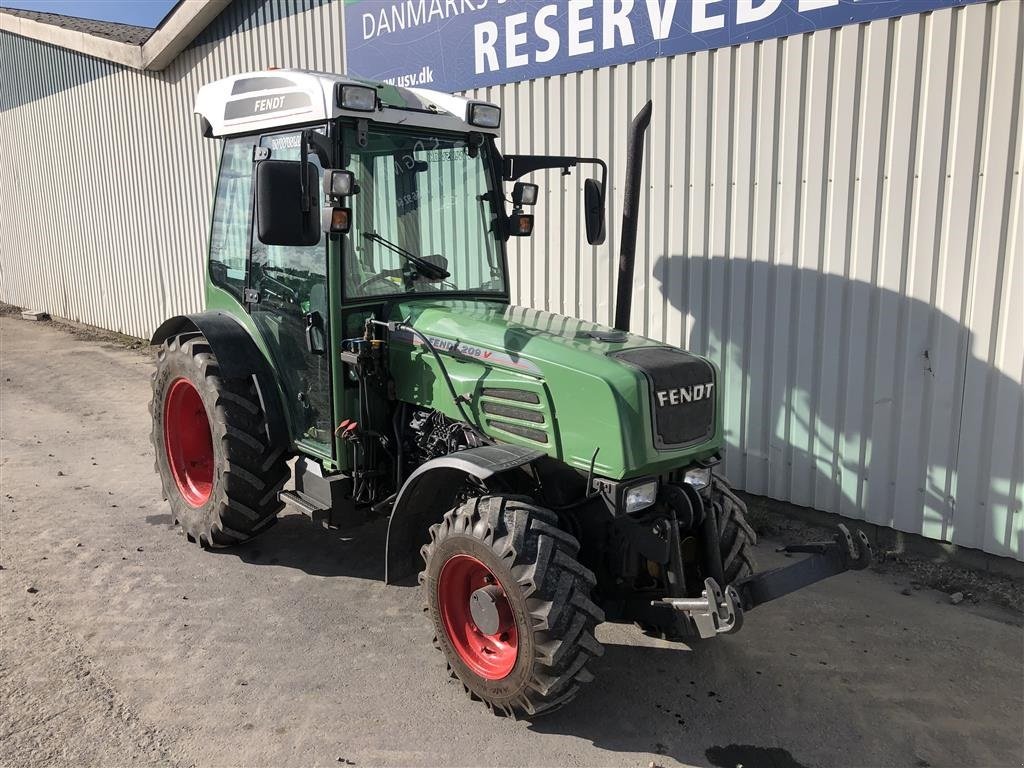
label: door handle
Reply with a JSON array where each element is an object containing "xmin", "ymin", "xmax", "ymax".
[{"xmin": 305, "ymin": 311, "xmax": 326, "ymax": 356}]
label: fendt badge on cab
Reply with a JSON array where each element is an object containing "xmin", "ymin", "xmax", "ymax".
[{"xmin": 656, "ymin": 383, "xmax": 715, "ymax": 407}]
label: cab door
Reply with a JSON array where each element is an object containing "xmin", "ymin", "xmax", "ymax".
[{"xmin": 248, "ymin": 129, "xmax": 333, "ymax": 456}]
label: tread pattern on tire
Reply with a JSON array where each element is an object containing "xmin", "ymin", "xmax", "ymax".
[
  {"xmin": 150, "ymin": 333, "xmax": 288, "ymax": 547},
  {"xmin": 420, "ymin": 495, "xmax": 604, "ymax": 717},
  {"xmin": 715, "ymin": 479, "xmax": 758, "ymax": 584}
]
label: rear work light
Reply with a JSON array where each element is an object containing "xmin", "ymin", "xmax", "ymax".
[
  {"xmin": 467, "ymin": 102, "xmax": 501, "ymax": 128},
  {"xmin": 337, "ymin": 84, "xmax": 377, "ymax": 112}
]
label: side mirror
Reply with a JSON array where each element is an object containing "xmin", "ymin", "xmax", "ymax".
[
  {"xmin": 255, "ymin": 160, "xmax": 320, "ymax": 247},
  {"xmin": 584, "ymin": 178, "xmax": 605, "ymax": 245}
]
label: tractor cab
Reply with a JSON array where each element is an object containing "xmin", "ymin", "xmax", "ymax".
[
  {"xmin": 193, "ymin": 70, "xmax": 606, "ymax": 466},
  {"xmin": 195, "ymin": 71, "xmax": 517, "ymax": 458}
]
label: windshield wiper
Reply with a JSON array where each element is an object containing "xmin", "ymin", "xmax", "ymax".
[{"xmin": 362, "ymin": 231, "xmax": 450, "ymax": 281}]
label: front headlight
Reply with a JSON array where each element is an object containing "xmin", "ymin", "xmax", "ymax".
[
  {"xmin": 683, "ymin": 466, "xmax": 711, "ymax": 490},
  {"xmin": 624, "ymin": 479, "xmax": 658, "ymax": 514}
]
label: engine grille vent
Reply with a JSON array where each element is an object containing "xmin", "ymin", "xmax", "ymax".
[
  {"xmin": 481, "ymin": 401, "xmax": 545, "ymax": 423},
  {"xmin": 487, "ymin": 420, "xmax": 548, "ymax": 444},
  {"xmin": 481, "ymin": 388, "xmax": 548, "ymax": 445},
  {"xmin": 481, "ymin": 388, "xmax": 540, "ymax": 404}
]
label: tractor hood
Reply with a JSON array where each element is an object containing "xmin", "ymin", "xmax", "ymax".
[{"xmin": 387, "ymin": 299, "xmax": 722, "ymax": 480}]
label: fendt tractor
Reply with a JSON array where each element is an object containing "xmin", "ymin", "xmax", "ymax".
[{"xmin": 150, "ymin": 69, "xmax": 871, "ymax": 716}]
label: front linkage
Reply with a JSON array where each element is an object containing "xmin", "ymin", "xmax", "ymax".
[{"xmin": 656, "ymin": 522, "xmax": 872, "ymax": 640}]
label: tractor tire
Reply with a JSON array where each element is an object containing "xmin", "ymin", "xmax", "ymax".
[
  {"xmin": 639, "ymin": 477, "xmax": 757, "ymax": 640},
  {"xmin": 150, "ymin": 332, "xmax": 288, "ymax": 547},
  {"xmin": 420, "ymin": 495, "xmax": 604, "ymax": 717},
  {"xmin": 715, "ymin": 478, "xmax": 757, "ymax": 584}
]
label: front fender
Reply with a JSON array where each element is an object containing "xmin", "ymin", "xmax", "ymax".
[{"xmin": 384, "ymin": 444, "xmax": 543, "ymax": 584}]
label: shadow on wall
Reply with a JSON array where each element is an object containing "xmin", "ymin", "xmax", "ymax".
[{"xmin": 651, "ymin": 254, "xmax": 1022, "ymax": 558}]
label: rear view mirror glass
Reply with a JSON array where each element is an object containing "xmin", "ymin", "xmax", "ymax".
[
  {"xmin": 584, "ymin": 178, "xmax": 605, "ymax": 246},
  {"xmin": 255, "ymin": 159, "xmax": 320, "ymax": 247}
]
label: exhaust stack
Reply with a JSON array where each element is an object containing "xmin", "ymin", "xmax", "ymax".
[{"xmin": 613, "ymin": 101, "xmax": 653, "ymax": 333}]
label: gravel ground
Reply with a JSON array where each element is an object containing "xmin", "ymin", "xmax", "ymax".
[{"xmin": 1, "ymin": 315, "xmax": 1022, "ymax": 768}]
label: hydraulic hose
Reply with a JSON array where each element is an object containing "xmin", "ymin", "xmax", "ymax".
[{"xmin": 370, "ymin": 319, "xmax": 482, "ymax": 432}]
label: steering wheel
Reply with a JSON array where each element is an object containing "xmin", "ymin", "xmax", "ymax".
[{"xmin": 356, "ymin": 273, "xmax": 404, "ymax": 294}]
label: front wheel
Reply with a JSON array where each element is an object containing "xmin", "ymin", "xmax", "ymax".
[{"xmin": 420, "ymin": 495, "xmax": 604, "ymax": 717}]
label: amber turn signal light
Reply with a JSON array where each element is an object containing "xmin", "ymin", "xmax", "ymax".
[
  {"xmin": 322, "ymin": 206, "xmax": 351, "ymax": 234},
  {"xmin": 510, "ymin": 212, "xmax": 534, "ymax": 237}
]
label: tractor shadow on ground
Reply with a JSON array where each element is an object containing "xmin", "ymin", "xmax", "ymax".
[
  {"xmin": 528, "ymin": 639, "xmax": 813, "ymax": 768},
  {"xmin": 205, "ymin": 511, "xmax": 390, "ymax": 581}
]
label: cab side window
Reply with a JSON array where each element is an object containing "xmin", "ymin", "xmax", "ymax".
[{"xmin": 208, "ymin": 137, "xmax": 254, "ymax": 300}]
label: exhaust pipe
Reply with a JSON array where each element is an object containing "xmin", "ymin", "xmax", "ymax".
[{"xmin": 613, "ymin": 100, "xmax": 653, "ymax": 333}]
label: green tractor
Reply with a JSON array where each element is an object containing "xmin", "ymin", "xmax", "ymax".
[{"xmin": 151, "ymin": 69, "xmax": 870, "ymax": 716}]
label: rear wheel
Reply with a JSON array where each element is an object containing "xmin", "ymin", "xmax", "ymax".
[
  {"xmin": 420, "ymin": 495, "xmax": 604, "ymax": 717},
  {"xmin": 150, "ymin": 333, "xmax": 288, "ymax": 546}
]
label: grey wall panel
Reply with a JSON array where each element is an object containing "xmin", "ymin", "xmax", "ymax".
[
  {"xmin": 466, "ymin": 1, "xmax": 1023, "ymax": 559},
  {"xmin": 0, "ymin": 0, "xmax": 346, "ymax": 339},
  {"xmin": 0, "ymin": 0, "xmax": 1019, "ymax": 559}
]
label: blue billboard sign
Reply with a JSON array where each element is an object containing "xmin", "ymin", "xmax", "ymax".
[{"xmin": 344, "ymin": 0, "xmax": 986, "ymax": 93}]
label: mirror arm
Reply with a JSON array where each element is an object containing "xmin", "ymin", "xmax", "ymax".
[
  {"xmin": 303, "ymin": 129, "xmax": 334, "ymax": 167},
  {"xmin": 298, "ymin": 128, "xmax": 335, "ymax": 215},
  {"xmin": 502, "ymin": 154, "xmax": 574, "ymax": 180},
  {"xmin": 581, "ymin": 157, "xmax": 607, "ymax": 199},
  {"xmin": 502, "ymin": 154, "xmax": 606, "ymax": 191},
  {"xmin": 299, "ymin": 131, "xmax": 310, "ymax": 213}
]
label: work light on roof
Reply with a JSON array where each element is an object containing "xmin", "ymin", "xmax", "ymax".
[
  {"xmin": 337, "ymin": 84, "xmax": 376, "ymax": 112},
  {"xmin": 467, "ymin": 102, "xmax": 501, "ymax": 129}
]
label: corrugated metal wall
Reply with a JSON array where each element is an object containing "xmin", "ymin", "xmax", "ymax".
[
  {"xmin": 0, "ymin": 0, "xmax": 1020, "ymax": 559},
  {"xmin": 0, "ymin": 0, "xmax": 348, "ymax": 338},
  {"xmin": 465, "ymin": 0, "xmax": 1023, "ymax": 560}
]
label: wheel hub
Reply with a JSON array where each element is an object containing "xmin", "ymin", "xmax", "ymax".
[
  {"xmin": 163, "ymin": 377, "xmax": 214, "ymax": 508},
  {"xmin": 437, "ymin": 555, "xmax": 519, "ymax": 680},
  {"xmin": 469, "ymin": 584, "xmax": 511, "ymax": 636}
]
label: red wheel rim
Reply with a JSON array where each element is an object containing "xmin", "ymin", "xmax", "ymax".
[
  {"xmin": 163, "ymin": 377, "xmax": 214, "ymax": 508},
  {"xmin": 437, "ymin": 554, "xmax": 519, "ymax": 680}
]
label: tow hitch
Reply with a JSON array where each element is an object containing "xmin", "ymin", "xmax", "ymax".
[{"xmin": 654, "ymin": 524, "xmax": 872, "ymax": 639}]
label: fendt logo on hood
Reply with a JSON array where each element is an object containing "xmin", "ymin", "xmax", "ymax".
[{"xmin": 656, "ymin": 383, "xmax": 715, "ymax": 407}]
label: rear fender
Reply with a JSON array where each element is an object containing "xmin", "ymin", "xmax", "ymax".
[
  {"xmin": 151, "ymin": 312, "xmax": 289, "ymax": 448},
  {"xmin": 384, "ymin": 444, "xmax": 544, "ymax": 584}
]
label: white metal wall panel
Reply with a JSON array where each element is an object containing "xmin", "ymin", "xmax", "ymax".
[
  {"xmin": 0, "ymin": 0, "xmax": 347, "ymax": 339},
  {"xmin": 0, "ymin": 1, "xmax": 1020, "ymax": 559},
  {"xmin": 465, "ymin": 1, "xmax": 1023, "ymax": 559}
]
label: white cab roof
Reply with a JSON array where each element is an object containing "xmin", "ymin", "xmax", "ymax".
[{"xmin": 194, "ymin": 69, "xmax": 499, "ymax": 138}]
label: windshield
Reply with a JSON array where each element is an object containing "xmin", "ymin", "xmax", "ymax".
[{"xmin": 341, "ymin": 127, "xmax": 506, "ymax": 299}]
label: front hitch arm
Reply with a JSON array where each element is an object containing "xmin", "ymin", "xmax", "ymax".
[
  {"xmin": 733, "ymin": 523, "xmax": 872, "ymax": 612},
  {"xmin": 651, "ymin": 524, "xmax": 871, "ymax": 639}
]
